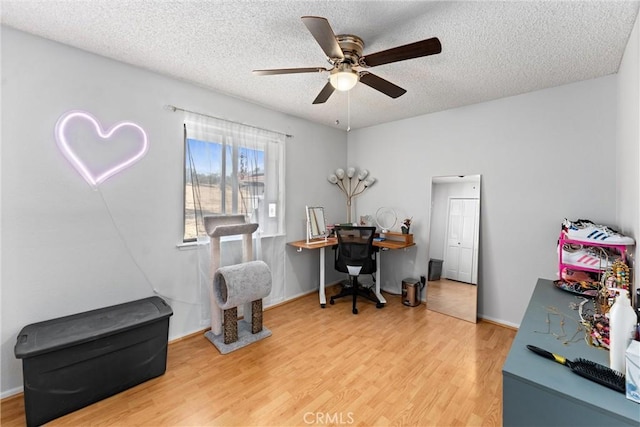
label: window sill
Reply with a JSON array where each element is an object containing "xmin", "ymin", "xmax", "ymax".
[
  {"xmin": 176, "ymin": 233, "xmax": 286, "ymax": 250},
  {"xmin": 175, "ymin": 241, "xmax": 201, "ymax": 250}
]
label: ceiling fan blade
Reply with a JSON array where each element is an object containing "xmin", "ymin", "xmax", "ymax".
[
  {"xmin": 361, "ymin": 37, "xmax": 441, "ymax": 67},
  {"xmin": 359, "ymin": 72, "xmax": 407, "ymax": 99},
  {"xmin": 312, "ymin": 82, "xmax": 335, "ymax": 104},
  {"xmin": 301, "ymin": 16, "xmax": 344, "ymax": 60},
  {"xmin": 253, "ymin": 67, "xmax": 328, "ymax": 76}
]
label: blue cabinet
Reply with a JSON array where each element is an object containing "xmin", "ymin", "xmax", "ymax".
[{"xmin": 502, "ymin": 279, "xmax": 639, "ymax": 426}]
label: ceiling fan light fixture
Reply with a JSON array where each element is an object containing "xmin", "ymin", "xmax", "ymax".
[{"xmin": 329, "ymin": 64, "xmax": 359, "ymax": 91}]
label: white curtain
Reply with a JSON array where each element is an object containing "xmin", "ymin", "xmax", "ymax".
[{"xmin": 184, "ymin": 112, "xmax": 286, "ymax": 324}]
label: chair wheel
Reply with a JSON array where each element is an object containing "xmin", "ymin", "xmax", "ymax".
[
  {"xmin": 376, "ymin": 303, "xmax": 384, "ymax": 309},
  {"xmin": 320, "ymin": 303, "xmax": 326, "ymax": 309},
  {"xmin": 352, "ymin": 308, "xmax": 358, "ymax": 314},
  {"xmin": 330, "ymin": 299, "xmax": 335, "ymax": 305}
]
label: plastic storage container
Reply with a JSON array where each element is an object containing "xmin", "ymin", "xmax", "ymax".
[
  {"xmin": 626, "ymin": 339, "xmax": 640, "ymax": 403},
  {"xmin": 14, "ymin": 296, "xmax": 173, "ymax": 427},
  {"xmin": 428, "ymin": 259, "xmax": 443, "ymax": 281}
]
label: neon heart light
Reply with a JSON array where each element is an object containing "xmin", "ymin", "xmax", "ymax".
[{"xmin": 55, "ymin": 110, "xmax": 149, "ymax": 187}]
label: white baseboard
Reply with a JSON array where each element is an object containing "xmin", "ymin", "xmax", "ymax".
[
  {"xmin": 478, "ymin": 313, "xmax": 519, "ymax": 329},
  {"xmin": 1, "ymin": 385, "xmax": 23, "ymax": 400}
]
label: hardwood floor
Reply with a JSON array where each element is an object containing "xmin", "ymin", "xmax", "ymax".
[
  {"xmin": 426, "ymin": 279, "xmax": 478, "ymax": 323},
  {"xmin": 1, "ymin": 290, "xmax": 516, "ymax": 426}
]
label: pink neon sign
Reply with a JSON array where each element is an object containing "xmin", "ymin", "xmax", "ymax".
[{"xmin": 55, "ymin": 110, "xmax": 149, "ymax": 187}]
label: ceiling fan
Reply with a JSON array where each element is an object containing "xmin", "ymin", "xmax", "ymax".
[{"xmin": 252, "ymin": 16, "xmax": 442, "ymax": 104}]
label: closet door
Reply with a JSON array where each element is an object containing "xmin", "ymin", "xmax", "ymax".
[{"xmin": 444, "ymin": 198, "xmax": 479, "ymax": 283}]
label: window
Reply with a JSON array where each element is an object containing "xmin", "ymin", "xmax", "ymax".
[{"xmin": 183, "ymin": 115, "xmax": 285, "ymax": 242}]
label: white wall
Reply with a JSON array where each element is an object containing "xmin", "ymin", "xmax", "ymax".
[
  {"xmin": 348, "ymin": 75, "xmax": 619, "ymax": 327},
  {"xmin": 617, "ymin": 10, "xmax": 640, "ymax": 294},
  {"xmin": 0, "ymin": 27, "xmax": 346, "ymax": 397}
]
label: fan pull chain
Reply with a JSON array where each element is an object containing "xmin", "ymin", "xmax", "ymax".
[{"xmin": 347, "ymin": 90, "xmax": 351, "ymax": 132}]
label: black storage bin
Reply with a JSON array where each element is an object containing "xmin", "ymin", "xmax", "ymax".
[
  {"xmin": 428, "ymin": 259, "xmax": 443, "ymax": 281},
  {"xmin": 14, "ymin": 296, "xmax": 173, "ymax": 427}
]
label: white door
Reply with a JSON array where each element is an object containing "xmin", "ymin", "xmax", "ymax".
[{"xmin": 443, "ymin": 198, "xmax": 479, "ymax": 284}]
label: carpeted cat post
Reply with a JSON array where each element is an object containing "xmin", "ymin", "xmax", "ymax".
[{"xmin": 203, "ymin": 215, "xmax": 272, "ymax": 354}]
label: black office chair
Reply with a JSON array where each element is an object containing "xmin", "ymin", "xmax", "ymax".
[{"xmin": 330, "ymin": 226, "xmax": 383, "ymax": 314}]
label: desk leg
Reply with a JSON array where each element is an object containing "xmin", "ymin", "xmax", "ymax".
[
  {"xmin": 319, "ymin": 247, "xmax": 327, "ymax": 308},
  {"xmin": 375, "ymin": 250, "xmax": 387, "ymax": 304}
]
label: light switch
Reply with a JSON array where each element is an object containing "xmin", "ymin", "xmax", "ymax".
[{"xmin": 268, "ymin": 203, "xmax": 276, "ymax": 217}]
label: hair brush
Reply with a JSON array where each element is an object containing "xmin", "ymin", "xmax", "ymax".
[{"xmin": 526, "ymin": 345, "xmax": 625, "ymax": 393}]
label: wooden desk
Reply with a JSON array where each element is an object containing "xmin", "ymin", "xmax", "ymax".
[{"xmin": 287, "ymin": 237, "xmax": 416, "ymax": 308}]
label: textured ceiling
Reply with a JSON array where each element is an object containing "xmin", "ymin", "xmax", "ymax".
[{"xmin": 2, "ymin": 1, "xmax": 639, "ymax": 130}]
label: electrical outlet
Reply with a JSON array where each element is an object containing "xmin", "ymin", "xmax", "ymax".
[{"xmin": 268, "ymin": 203, "xmax": 276, "ymax": 218}]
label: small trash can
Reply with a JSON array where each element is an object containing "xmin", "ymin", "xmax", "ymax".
[
  {"xmin": 402, "ymin": 278, "xmax": 421, "ymax": 307},
  {"xmin": 428, "ymin": 259, "xmax": 443, "ymax": 281}
]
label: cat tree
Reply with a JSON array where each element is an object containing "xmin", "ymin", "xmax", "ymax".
[{"xmin": 203, "ymin": 215, "xmax": 272, "ymax": 354}]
